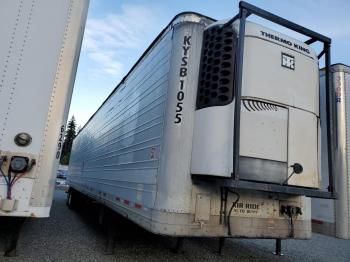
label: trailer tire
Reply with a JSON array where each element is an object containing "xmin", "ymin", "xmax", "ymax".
[{"xmin": 66, "ymin": 188, "xmax": 77, "ymax": 210}]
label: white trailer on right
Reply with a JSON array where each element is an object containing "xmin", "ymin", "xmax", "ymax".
[{"xmin": 312, "ymin": 64, "xmax": 350, "ymax": 239}]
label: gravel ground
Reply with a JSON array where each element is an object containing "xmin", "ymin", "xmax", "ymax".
[{"xmin": 0, "ymin": 190, "xmax": 349, "ymax": 262}]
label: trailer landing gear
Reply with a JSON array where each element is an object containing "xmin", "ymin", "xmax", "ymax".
[
  {"xmin": 171, "ymin": 237, "xmax": 184, "ymax": 253},
  {"xmin": 4, "ymin": 217, "xmax": 26, "ymax": 257},
  {"xmin": 103, "ymin": 208, "xmax": 116, "ymax": 255},
  {"xmin": 216, "ymin": 237, "xmax": 225, "ymax": 255},
  {"xmin": 272, "ymin": 239, "xmax": 283, "ymax": 256},
  {"xmin": 104, "ymin": 225, "xmax": 116, "ymax": 255}
]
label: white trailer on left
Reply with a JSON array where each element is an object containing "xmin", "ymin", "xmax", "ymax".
[{"xmin": 0, "ymin": 0, "xmax": 89, "ymax": 256}]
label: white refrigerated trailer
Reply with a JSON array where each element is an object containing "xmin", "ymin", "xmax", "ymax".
[
  {"xmin": 312, "ymin": 64, "xmax": 350, "ymax": 239},
  {"xmin": 0, "ymin": 0, "xmax": 89, "ymax": 255},
  {"xmin": 68, "ymin": 1, "xmax": 335, "ymax": 253}
]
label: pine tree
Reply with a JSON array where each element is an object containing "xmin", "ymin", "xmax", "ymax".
[
  {"xmin": 60, "ymin": 116, "xmax": 77, "ymax": 165},
  {"xmin": 76, "ymin": 125, "xmax": 82, "ymax": 134}
]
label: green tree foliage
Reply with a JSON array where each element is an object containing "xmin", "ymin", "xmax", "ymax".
[{"xmin": 60, "ymin": 116, "xmax": 77, "ymax": 165}]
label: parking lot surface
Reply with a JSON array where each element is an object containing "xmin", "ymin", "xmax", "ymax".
[{"xmin": 0, "ymin": 190, "xmax": 349, "ymax": 262}]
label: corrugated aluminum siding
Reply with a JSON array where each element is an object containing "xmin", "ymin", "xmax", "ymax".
[{"xmin": 68, "ymin": 31, "xmax": 173, "ymax": 209}]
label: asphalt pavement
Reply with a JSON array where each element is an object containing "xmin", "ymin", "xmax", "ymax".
[{"xmin": 0, "ymin": 190, "xmax": 349, "ymax": 262}]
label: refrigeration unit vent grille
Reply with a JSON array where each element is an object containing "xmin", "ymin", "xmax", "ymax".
[
  {"xmin": 196, "ymin": 25, "xmax": 237, "ymax": 109},
  {"xmin": 242, "ymin": 99, "xmax": 279, "ymax": 112}
]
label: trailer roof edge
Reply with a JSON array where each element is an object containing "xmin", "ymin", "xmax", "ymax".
[
  {"xmin": 320, "ymin": 63, "xmax": 350, "ymax": 75},
  {"xmin": 76, "ymin": 12, "xmax": 216, "ymax": 136}
]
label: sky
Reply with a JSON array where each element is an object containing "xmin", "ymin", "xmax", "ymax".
[{"xmin": 69, "ymin": 0, "xmax": 350, "ymax": 127}]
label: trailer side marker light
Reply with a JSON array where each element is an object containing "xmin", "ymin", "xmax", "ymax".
[{"xmin": 311, "ymin": 219, "xmax": 323, "ymax": 224}]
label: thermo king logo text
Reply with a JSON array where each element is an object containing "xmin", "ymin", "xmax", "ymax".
[{"xmin": 260, "ymin": 31, "xmax": 310, "ymax": 55}]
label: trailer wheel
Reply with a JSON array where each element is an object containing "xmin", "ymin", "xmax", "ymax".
[{"xmin": 66, "ymin": 188, "xmax": 77, "ymax": 209}]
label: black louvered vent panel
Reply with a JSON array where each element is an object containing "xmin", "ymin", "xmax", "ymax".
[
  {"xmin": 242, "ymin": 99, "xmax": 279, "ymax": 111},
  {"xmin": 196, "ymin": 25, "xmax": 237, "ymax": 109}
]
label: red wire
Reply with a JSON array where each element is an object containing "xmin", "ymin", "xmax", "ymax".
[
  {"xmin": 6, "ymin": 172, "xmax": 26, "ymax": 199},
  {"xmin": 10, "ymin": 172, "xmax": 26, "ymax": 186}
]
